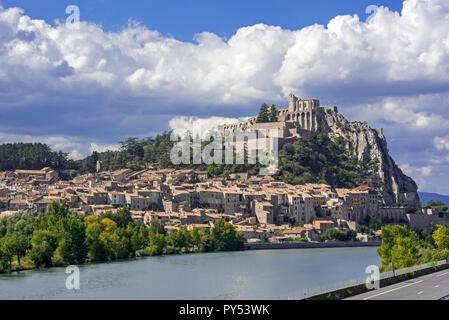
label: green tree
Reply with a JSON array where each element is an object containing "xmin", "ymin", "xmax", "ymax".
[
  {"xmin": 109, "ymin": 228, "xmax": 134, "ymax": 259},
  {"xmin": 189, "ymin": 228, "xmax": 201, "ymax": 249},
  {"xmin": 29, "ymin": 230, "xmax": 58, "ymax": 268},
  {"xmin": 221, "ymin": 169, "xmax": 231, "ymax": 180},
  {"xmin": 99, "ymin": 207, "xmax": 133, "ymax": 228},
  {"xmin": 35, "ymin": 201, "xmax": 87, "ymax": 265},
  {"xmin": 0, "ymin": 249, "xmax": 11, "ymax": 273},
  {"xmin": 256, "ymin": 103, "xmax": 269, "ymax": 123},
  {"xmin": 169, "ymin": 226, "xmax": 190, "ymax": 251},
  {"xmin": 130, "ymin": 224, "xmax": 149, "ymax": 251},
  {"xmin": 85, "ymin": 223, "xmax": 107, "ymax": 262},
  {"xmin": 0, "ymin": 236, "xmax": 15, "ymax": 267},
  {"xmin": 431, "ymin": 248, "xmax": 449, "ymax": 262},
  {"xmin": 210, "ymin": 220, "xmax": 245, "ymax": 251},
  {"xmin": 10, "ymin": 233, "xmax": 29, "ymax": 265},
  {"xmin": 432, "ymin": 225, "xmax": 449, "ymax": 249},
  {"xmin": 378, "ymin": 225, "xmax": 422, "ymax": 270},
  {"xmin": 0, "ymin": 142, "xmax": 74, "ymax": 171},
  {"xmin": 53, "ymin": 214, "xmax": 87, "ymax": 265},
  {"xmin": 149, "ymin": 233, "xmax": 167, "ymax": 255},
  {"xmin": 390, "ymin": 235, "xmax": 420, "ymax": 269},
  {"xmin": 148, "ymin": 220, "xmax": 166, "ymax": 237},
  {"xmin": 368, "ymin": 216, "xmax": 382, "ymax": 231}
]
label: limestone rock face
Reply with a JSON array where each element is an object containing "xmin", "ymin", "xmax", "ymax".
[
  {"xmin": 321, "ymin": 107, "xmax": 420, "ymax": 209},
  {"xmin": 219, "ymin": 96, "xmax": 420, "ymax": 210}
]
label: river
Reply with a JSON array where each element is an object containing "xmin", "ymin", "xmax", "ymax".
[{"xmin": 0, "ymin": 247, "xmax": 380, "ymax": 300}]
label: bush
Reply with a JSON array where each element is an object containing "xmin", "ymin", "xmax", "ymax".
[
  {"xmin": 321, "ymin": 228, "xmax": 357, "ymax": 241},
  {"xmin": 431, "ymin": 248, "xmax": 449, "ymax": 262}
]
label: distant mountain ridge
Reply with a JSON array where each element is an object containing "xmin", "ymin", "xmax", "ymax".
[{"xmin": 419, "ymin": 192, "xmax": 449, "ymax": 206}]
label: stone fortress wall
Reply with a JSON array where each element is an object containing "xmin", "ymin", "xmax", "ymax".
[{"xmin": 218, "ymin": 93, "xmax": 338, "ymax": 140}]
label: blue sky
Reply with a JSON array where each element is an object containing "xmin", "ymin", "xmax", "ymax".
[
  {"xmin": 0, "ymin": 0, "xmax": 449, "ymax": 194},
  {"xmin": 1, "ymin": 0, "xmax": 404, "ymax": 41}
]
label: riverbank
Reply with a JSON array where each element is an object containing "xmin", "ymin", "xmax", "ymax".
[
  {"xmin": 245, "ymin": 240, "xmax": 381, "ymax": 250},
  {"xmin": 2, "ymin": 241, "xmax": 380, "ymax": 274},
  {"xmin": 0, "ymin": 245, "xmax": 246, "ymax": 274}
]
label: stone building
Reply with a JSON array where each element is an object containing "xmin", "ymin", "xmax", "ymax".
[
  {"xmin": 219, "ymin": 94, "xmax": 330, "ymax": 140},
  {"xmin": 254, "ymin": 200, "xmax": 274, "ymax": 224}
]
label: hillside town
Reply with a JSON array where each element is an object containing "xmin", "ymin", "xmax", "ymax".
[{"xmin": 0, "ymin": 167, "xmax": 443, "ymax": 243}]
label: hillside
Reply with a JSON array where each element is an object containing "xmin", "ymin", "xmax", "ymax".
[
  {"xmin": 419, "ymin": 192, "xmax": 449, "ymax": 206},
  {"xmin": 0, "ymin": 100, "xmax": 421, "ymax": 211},
  {"xmin": 320, "ymin": 107, "xmax": 420, "ymax": 209},
  {"xmin": 0, "ymin": 143, "xmax": 76, "ymax": 171},
  {"xmin": 217, "ymin": 95, "xmax": 420, "ymax": 210},
  {"xmin": 277, "ymin": 133, "xmax": 382, "ymax": 188}
]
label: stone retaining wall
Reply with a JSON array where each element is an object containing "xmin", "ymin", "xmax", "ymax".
[{"xmin": 244, "ymin": 241, "xmax": 381, "ymax": 250}]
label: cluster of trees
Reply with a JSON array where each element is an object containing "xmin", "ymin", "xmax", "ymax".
[
  {"xmin": 77, "ymin": 133, "xmax": 259, "ymax": 176},
  {"xmin": 360, "ymin": 216, "xmax": 382, "ymax": 235},
  {"xmin": 277, "ymin": 133, "xmax": 382, "ymax": 188},
  {"xmin": 378, "ymin": 225, "xmax": 449, "ymax": 272},
  {"xmin": 0, "ymin": 143, "xmax": 76, "ymax": 171},
  {"xmin": 321, "ymin": 228, "xmax": 357, "ymax": 241},
  {"xmin": 256, "ymin": 103, "xmax": 277, "ymax": 123},
  {"xmin": 77, "ymin": 134, "xmax": 175, "ymax": 173},
  {"xmin": 0, "ymin": 202, "xmax": 246, "ymax": 273}
]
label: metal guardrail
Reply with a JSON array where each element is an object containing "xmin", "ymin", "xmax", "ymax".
[
  {"xmin": 298, "ymin": 260, "xmax": 447, "ymax": 299},
  {"xmin": 297, "ymin": 276, "xmax": 367, "ymax": 299},
  {"xmin": 380, "ymin": 259, "xmax": 446, "ymax": 279}
]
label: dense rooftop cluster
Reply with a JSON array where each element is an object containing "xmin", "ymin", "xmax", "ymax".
[{"xmin": 0, "ymin": 167, "xmax": 419, "ymax": 243}]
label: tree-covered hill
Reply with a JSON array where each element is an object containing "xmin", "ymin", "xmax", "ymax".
[
  {"xmin": 277, "ymin": 133, "xmax": 382, "ymax": 188},
  {"xmin": 0, "ymin": 132, "xmax": 383, "ymax": 189},
  {"xmin": 78, "ymin": 131, "xmax": 255, "ymax": 176},
  {"xmin": 0, "ymin": 143, "xmax": 76, "ymax": 171},
  {"xmin": 77, "ymin": 133, "xmax": 176, "ymax": 173}
]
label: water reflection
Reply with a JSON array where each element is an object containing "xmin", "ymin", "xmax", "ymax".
[{"xmin": 0, "ymin": 247, "xmax": 380, "ymax": 300}]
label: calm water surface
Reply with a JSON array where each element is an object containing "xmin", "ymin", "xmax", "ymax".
[{"xmin": 0, "ymin": 247, "xmax": 380, "ymax": 299}]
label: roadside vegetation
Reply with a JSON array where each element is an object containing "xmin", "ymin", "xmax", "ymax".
[
  {"xmin": 378, "ymin": 224, "xmax": 449, "ymax": 272},
  {"xmin": 0, "ymin": 202, "xmax": 246, "ymax": 274}
]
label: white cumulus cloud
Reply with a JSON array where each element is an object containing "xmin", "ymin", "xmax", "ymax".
[
  {"xmin": 434, "ymin": 136, "xmax": 449, "ymax": 151},
  {"xmin": 68, "ymin": 149, "xmax": 85, "ymax": 161},
  {"xmin": 1, "ymin": 0, "xmax": 449, "ymax": 113},
  {"xmin": 89, "ymin": 142, "xmax": 120, "ymax": 154},
  {"xmin": 1, "ymin": 0, "xmax": 449, "ymax": 191}
]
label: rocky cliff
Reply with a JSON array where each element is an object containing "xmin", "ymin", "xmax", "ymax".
[{"xmin": 321, "ymin": 107, "xmax": 420, "ymax": 210}]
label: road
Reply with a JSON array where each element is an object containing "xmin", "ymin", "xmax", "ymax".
[{"xmin": 347, "ymin": 268, "xmax": 449, "ymax": 300}]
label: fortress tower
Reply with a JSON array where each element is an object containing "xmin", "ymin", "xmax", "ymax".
[{"xmin": 279, "ymin": 93, "xmax": 320, "ymax": 131}]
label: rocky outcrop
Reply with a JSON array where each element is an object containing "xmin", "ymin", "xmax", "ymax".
[
  {"xmin": 219, "ymin": 96, "xmax": 420, "ymax": 211},
  {"xmin": 321, "ymin": 107, "xmax": 420, "ymax": 210}
]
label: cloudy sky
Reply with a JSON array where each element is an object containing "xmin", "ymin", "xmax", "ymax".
[{"xmin": 0, "ymin": 0, "xmax": 448, "ymax": 194}]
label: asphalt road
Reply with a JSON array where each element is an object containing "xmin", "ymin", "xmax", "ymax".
[{"xmin": 347, "ymin": 268, "xmax": 449, "ymax": 300}]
